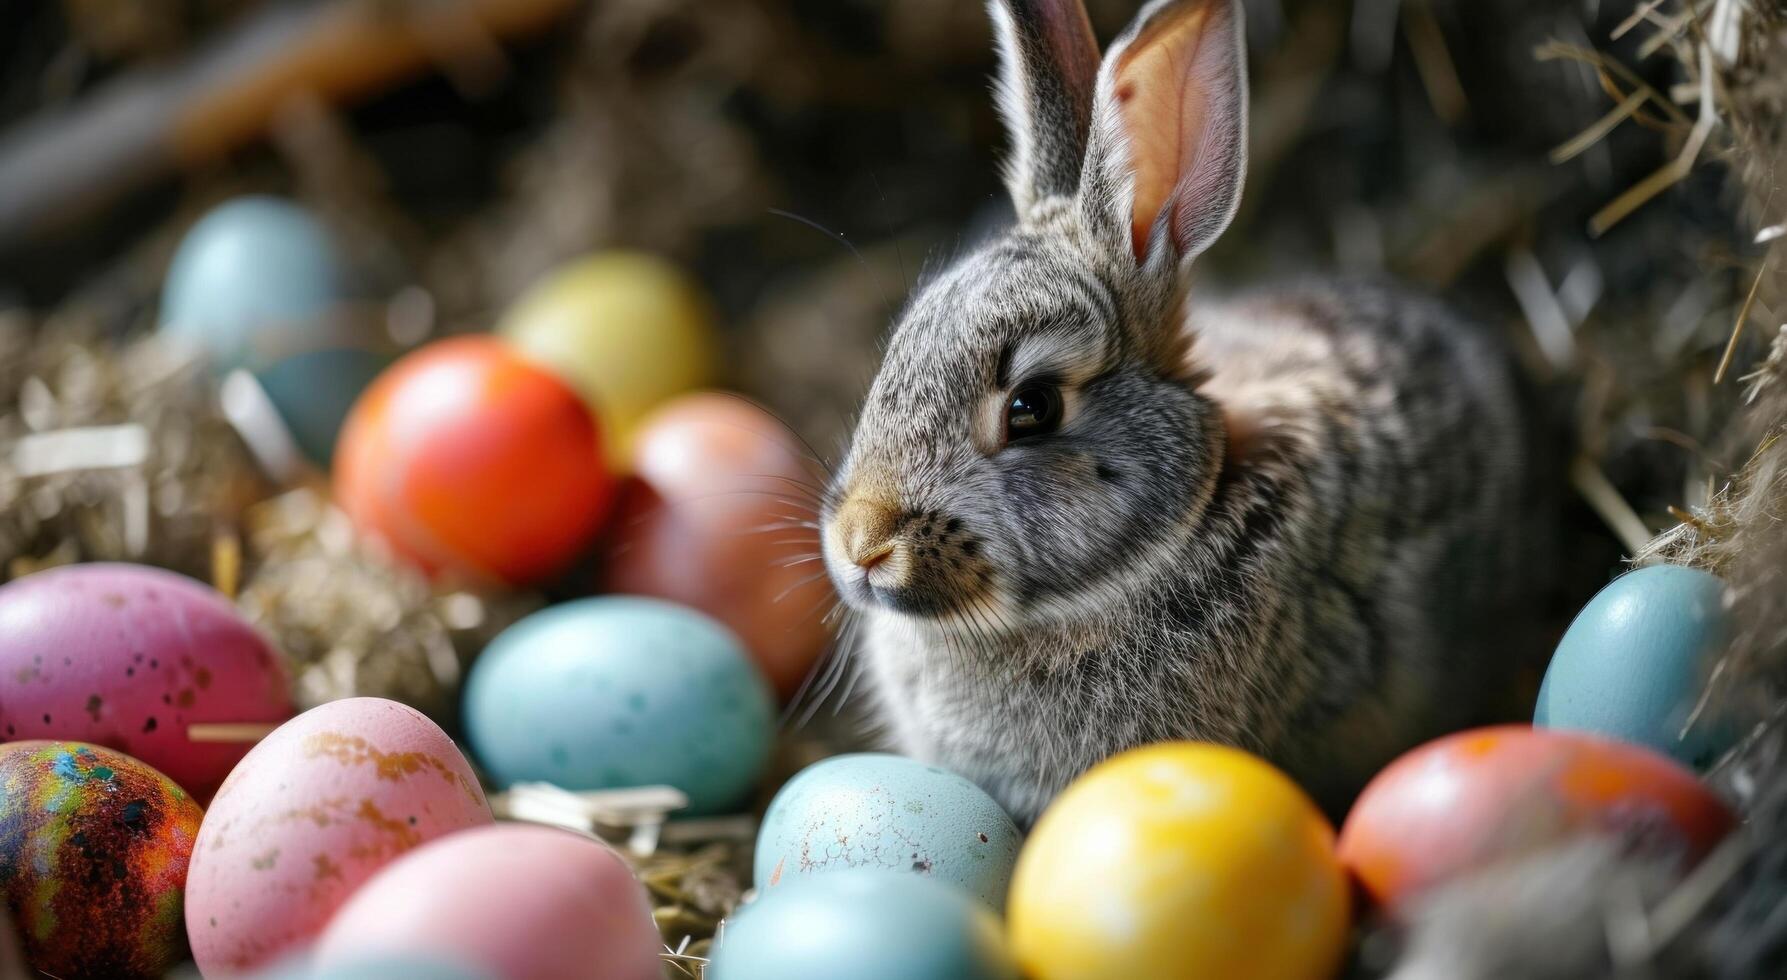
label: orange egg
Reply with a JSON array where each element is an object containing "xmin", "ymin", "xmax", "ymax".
[
  {"xmin": 1337, "ymin": 725, "xmax": 1734, "ymax": 910},
  {"xmin": 596, "ymin": 393, "xmax": 833, "ymax": 699},
  {"xmin": 335, "ymin": 336, "xmax": 615, "ymax": 586}
]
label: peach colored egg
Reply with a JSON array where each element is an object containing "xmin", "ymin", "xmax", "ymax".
[
  {"xmin": 314, "ymin": 823, "xmax": 662, "ymax": 980},
  {"xmin": 184, "ymin": 697, "xmax": 493, "ymax": 975},
  {"xmin": 597, "ymin": 393, "xmax": 833, "ymax": 698}
]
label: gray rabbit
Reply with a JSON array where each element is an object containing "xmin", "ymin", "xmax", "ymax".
[{"xmin": 820, "ymin": 0, "xmax": 1541, "ymax": 824}]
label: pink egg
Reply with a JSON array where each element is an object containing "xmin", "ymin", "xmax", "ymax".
[
  {"xmin": 0, "ymin": 563, "xmax": 293, "ymax": 799},
  {"xmin": 314, "ymin": 823, "xmax": 662, "ymax": 980},
  {"xmin": 184, "ymin": 697, "xmax": 493, "ymax": 975}
]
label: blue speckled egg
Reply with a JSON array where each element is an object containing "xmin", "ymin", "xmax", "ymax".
[
  {"xmin": 754, "ymin": 753, "xmax": 1022, "ymax": 910},
  {"xmin": 160, "ymin": 196, "xmax": 347, "ymax": 371},
  {"xmin": 255, "ymin": 347, "xmax": 391, "ymax": 465},
  {"xmin": 463, "ymin": 597, "xmax": 773, "ymax": 815},
  {"xmin": 1535, "ymin": 564, "xmax": 1734, "ymax": 767},
  {"xmin": 709, "ymin": 869, "xmax": 1019, "ymax": 980}
]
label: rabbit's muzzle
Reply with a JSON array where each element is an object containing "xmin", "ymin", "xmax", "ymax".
[{"xmin": 825, "ymin": 495, "xmax": 999, "ymax": 619}]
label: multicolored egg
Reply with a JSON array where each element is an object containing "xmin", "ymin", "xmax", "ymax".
[
  {"xmin": 1337, "ymin": 725, "xmax": 1735, "ymax": 910},
  {"xmin": 710, "ymin": 869, "xmax": 1020, "ymax": 980},
  {"xmin": 1008, "ymin": 742, "xmax": 1349, "ymax": 980},
  {"xmin": 0, "ymin": 563, "xmax": 293, "ymax": 799},
  {"xmin": 1535, "ymin": 564, "xmax": 1734, "ymax": 767},
  {"xmin": 0, "ymin": 741, "xmax": 203, "ymax": 980},
  {"xmin": 498, "ymin": 251, "xmax": 718, "ymax": 462},
  {"xmin": 334, "ymin": 336, "xmax": 616, "ymax": 586},
  {"xmin": 251, "ymin": 952, "xmax": 495, "ymax": 980},
  {"xmin": 314, "ymin": 824, "xmax": 662, "ymax": 980},
  {"xmin": 463, "ymin": 597, "xmax": 773, "ymax": 815},
  {"xmin": 597, "ymin": 393, "xmax": 833, "ymax": 698},
  {"xmin": 754, "ymin": 753, "xmax": 1022, "ymax": 910},
  {"xmin": 184, "ymin": 697, "xmax": 493, "ymax": 975}
]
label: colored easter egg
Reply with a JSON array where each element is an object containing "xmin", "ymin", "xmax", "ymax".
[
  {"xmin": 597, "ymin": 393, "xmax": 833, "ymax": 698},
  {"xmin": 499, "ymin": 251, "xmax": 717, "ymax": 461},
  {"xmin": 255, "ymin": 347, "xmax": 394, "ymax": 467},
  {"xmin": 314, "ymin": 824, "xmax": 661, "ymax": 980},
  {"xmin": 1008, "ymin": 742, "xmax": 1349, "ymax": 980},
  {"xmin": 184, "ymin": 697, "xmax": 493, "ymax": 975},
  {"xmin": 0, "ymin": 741, "xmax": 203, "ymax": 980},
  {"xmin": 463, "ymin": 597, "xmax": 773, "ymax": 815},
  {"xmin": 0, "ymin": 563, "xmax": 293, "ymax": 799},
  {"xmin": 1337, "ymin": 725, "xmax": 1735, "ymax": 910},
  {"xmin": 1535, "ymin": 564, "xmax": 1734, "ymax": 767},
  {"xmin": 251, "ymin": 952, "xmax": 495, "ymax": 980},
  {"xmin": 334, "ymin": 336, "xmax": 615, "ymax": 586},
  {"xmin": 710, "ymin": 869, "xmax": 1020, "ymax": 980},
  {"xmin": 754, "ymin": 753, "xmax": 1022, "ymax": 910}
]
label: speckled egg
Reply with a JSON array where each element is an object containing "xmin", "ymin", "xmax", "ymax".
[
  {"xmin": 710, "ymin": 869, "xmax": 1020, "ymax": 980},
  {"xmin": 1535, "ymin": 564, "xmax": 1734, "ymax": 767},
  {"xmin": 314, "ymin": 824, "xmax": 662, "ymax": 980},
  {"xmin": 1337, "ymin": 725, "xmax": 1736, "ymax": 910},
  {"xmin": 1008, "ymin": 742, "xmax": 1349, "ymax": 980},
  {"xmin": 0, "ymin": 741, "xmax": 203, "ymax": 980},
  {"xmin": 754, "ymin": 754, "xmax": 1022, "ymax": 910},
  {"xmin": 184, "ymin": 697, "xmax": 493, "ymax": 976},
  {"xmin": 463, "ymin": 597, "xmax": 773, "ymax": 815},
  {"xmin": 0, "ymin": 563, "xmax": 294, "ymax": 799}
]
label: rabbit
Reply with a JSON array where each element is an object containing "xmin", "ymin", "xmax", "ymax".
[{"xmin": 819, "ymin": 0, "xmax": 1543, "ymax": 825}]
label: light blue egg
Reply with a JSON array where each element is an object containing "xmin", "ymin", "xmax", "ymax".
[
  {"xmin": 250, "ymin": 952, "xmax": 494, "ymax": 980},
  {"xmin": 463, "ymin": 596, "xmax": 774, "ymax": 815},
  {"xmin": 1535, "ymin": 564, "xmax": 1734, "ymax": 767},
  {"xmin": 161, "ymin": 196, "xmax": 345, "ymax": 371},
  {"xmin": 709, "ymin": 869, "xmax": 1019, "ymax": 980},
  {"xmin": 754, "ymin": 753, "xmax": 1021, "ymax": 910},
  {"xmin": 255, "ymin": 347, "xmax": 391, "ymax": 465}
]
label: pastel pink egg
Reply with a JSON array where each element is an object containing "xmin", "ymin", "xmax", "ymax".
[
  {"xmin": 314, "ymin": 823, "xmax": 662, "ymax": 980},
  {"xmin": 0, "ymin": 562, "xmax": 293, "ymax": 799},
  {"xmin": 184, "ymin": 697, "xmax": 493, "ymax": 975}
]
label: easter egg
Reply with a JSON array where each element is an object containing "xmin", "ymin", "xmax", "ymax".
[
  {"xmin": 160, "ymin": 196, "xmax": 347, "ymax": 371},
  {"xmin": 463, "ymin": 597, "xmax": 773, "ymax": 815},
  {"xmin": 0, "ymin": 741, "xmax": 203, "ymax": 980},
  {"xmin": 314, "ymin": 824, "xmax": 661, "ymax": 980},
  {"xmin": 710, "ymin": 869, "xmax": 1020, "ymax": 980},
  {"xmin": 255, "ymin": 347, "xmax": 393, "ymax": 467},
  {"xmin": 1337, "ymin": 725, "xmax": 1735, "ymax": 910},
  {"xmin": 184, "ymin": 697, "xmax": 493, "ymax": 975},
  {"xmin": 754, "ymin": 753, "xmax": 1022, "ymax": 910},
  {"xmin": 0, "ymin": 563, "xmax": 293, "ymax": 799},
  {"xmin": 597, "ymin": 393, "xmax": 833, "ymax": 698},
  {"xmin": 1007, "ymin": 742, "xmax": 1349, "ymax": 980},
  {"xmin": 1535, "ymin": 564, "xmax": 1734, "ymax": 767},
  {"xmin": 499, "ymin": 251, "xmax": 717, "ymax": 461},
  {"xmin": 334, "ymin": 336, "xmax": 615, "ymax": 586},
  {"xmin": 252, "ymin": 952, "xmax": 495, "ymax": 980}
]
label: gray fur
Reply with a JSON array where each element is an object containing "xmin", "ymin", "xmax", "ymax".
[{"xmin": 823, "ymin": 0, "xmax": 1537, "ymax": 823}]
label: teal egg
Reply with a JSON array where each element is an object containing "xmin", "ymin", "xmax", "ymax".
[
  {"xmin": 754, "ymin": 753, "xmax": 1022, "ymax": 910},
  {"xmin": 255, "ymin": 347, "xmax": 391, "ymax": 466},
  {"xmin": 160, "ymin": 196, "xmax": 347, "ymax": 371},
  {"xmin": 1535, "ymin": 564, "xmax": 1734, "ymax": 767},
  {"xmin": 463, "ymin": 597, "xmax": 774, "ymax": 815},
  {"xmin": 250, "ymin": 953, "xmax": 494, "ymax": 980},
  {"xmin": 709, "ymin": 869, "xmax": 1019, "ymax": 980}
]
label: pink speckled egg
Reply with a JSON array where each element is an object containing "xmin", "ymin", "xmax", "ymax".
[
  {"xmin": 0, "ymin": 563, "xmax": 293, "ymax": 799},
  {"xmin": 314, "ymin": 823, "xmax": 662, "ymax": 980},
  {"xmin": 184, "ymin": 698, "xmax": 493, "ymax": 975}
]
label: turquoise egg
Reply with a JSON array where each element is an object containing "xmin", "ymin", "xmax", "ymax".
[
  {"xmin": 754, "ymin": 753, "xmax": 1022, "ymax": 910},
  {"xmin": 463, "ymin": 597, "xmax": 774, "ymax": 815},
  {"xmin": 255, "ymin": 347, "xmax": 391, "ymax": 465},
  {"xmin": 250, "ymin": 953, "xmax": 494, "ymax": 980},
  {"xmin": 709, "ymin": 869, "xmax": 1019, "ymax": 980},
  {"xmin": 1535, "ymin": 564, "xmax": 1734, "ymax": 768}
]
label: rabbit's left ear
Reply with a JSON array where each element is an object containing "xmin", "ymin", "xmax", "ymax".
[
  {"xmin": 989, "ymin": 0, "xmax": 1103, "ymax": 218},
  {"xmin": 1082, "ymin": 0, "xmax": 1247, "ymax": 266}
]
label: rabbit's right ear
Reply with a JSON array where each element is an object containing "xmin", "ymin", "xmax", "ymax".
[{"xmin": 989, "ymin": 0, "xmax": 1103, "ymax": 218}]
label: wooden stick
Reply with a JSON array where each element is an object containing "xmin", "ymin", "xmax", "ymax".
[{"xmin": 186, "ymin": 722, "xmax": 283, "ymax": 743}]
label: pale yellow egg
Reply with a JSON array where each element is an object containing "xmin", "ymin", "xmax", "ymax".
[
  {"xmin": 499, "ymin": 251, "xmax": 718, "ymax": 464},
  {"xmin": 1008, "ymin": 742, "xmax": 1350, "ymax": 980}
]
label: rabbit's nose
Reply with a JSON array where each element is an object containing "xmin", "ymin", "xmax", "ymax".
[{"xmin": 835, "ymin": 496, "xmax": 901, "ymax": 570}]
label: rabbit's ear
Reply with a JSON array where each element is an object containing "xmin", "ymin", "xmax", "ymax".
[
  {"xmin": 989, "ymin": 0, "xmax": 1103, "ymax": 217},
  {"xmin": 1081, "ymin": 0, "xmax": 1247, "ymax": 266}
]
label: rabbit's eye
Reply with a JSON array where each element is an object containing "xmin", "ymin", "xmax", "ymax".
[{"xmin": 1006, "ymin": 381, "xmax": 1063, "ymax": 441}]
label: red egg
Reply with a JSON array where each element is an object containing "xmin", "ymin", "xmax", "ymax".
[
  {"xmin": 596, "ymin": 393, "xmax": 833, "ymax": 699},
  {"xmin": 335, "ymin": 336, "xmax": 615, "ymax": 586},
  {"xmin": 1337, "ymin": 725, "xmax": 1735, "ymax": 910}
]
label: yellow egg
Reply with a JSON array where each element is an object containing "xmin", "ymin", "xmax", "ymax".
[
  {"xmin": 1007, "ymin": 742, "xmax": 1349, "ymax": 980},
  {"xmin": 499, "ymin": 251, "xmax": 719, "ymax": 464}
]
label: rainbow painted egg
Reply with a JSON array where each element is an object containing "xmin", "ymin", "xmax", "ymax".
[{"xmin": 0, "ymin": 741, "xmax": 203, "ymax": 980}]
